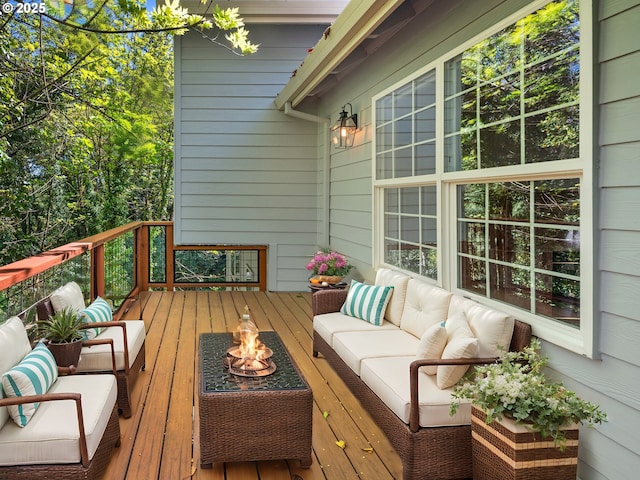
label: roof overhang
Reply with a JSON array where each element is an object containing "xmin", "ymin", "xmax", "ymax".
[
  {"xmin": 274, "ymin": 0, "xmax": 435, "ymax": 110},
  {"xmin": 177, "ymin": 1, "xmax": 349, "ymax": 24}
]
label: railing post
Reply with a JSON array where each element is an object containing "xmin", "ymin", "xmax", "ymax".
[
  {"xmin": 259, "ymin": 246, "xmax": 268, "ymax": 291},
  {"xmin": 137, "ymin": 225, "xmax": 149, "ymax": 292},
  {"xmin": 92, "ymin": 244, "xmax": 105, "ymax": 300},
  {"xmin": 166, "ymin": 223, "xmax": 174, "ymax": 291}
]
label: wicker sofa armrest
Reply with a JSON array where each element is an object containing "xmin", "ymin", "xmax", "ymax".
[
  {"xmin": 312, "ymin": 289, "xmax": 349, "ymax": 316},
  {"xmin": 0, "ymin": 392, "xmax": 91, "ymax": 467},
  {"xmin": 79, "ymin": 321, "xmax": 130, "ymax": 372},
  {"xmin": 408, "ymin": 357, "xmax": 498, "ymax": 433}
]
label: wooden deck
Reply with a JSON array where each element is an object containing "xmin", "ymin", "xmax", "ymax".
[{"xmin": 105, "ymin": 290, "xmax": 403, "ymax": 480}]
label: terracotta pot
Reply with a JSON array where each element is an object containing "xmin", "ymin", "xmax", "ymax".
[
  {"xmin": 471, "ymin": 406, "xmax": 579, "ymax": 480},
  {"xmin": 46, "ymin": 340, "xmax": 83, "ymax": 368}
]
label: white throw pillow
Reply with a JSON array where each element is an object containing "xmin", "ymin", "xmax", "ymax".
[
  {"xmin": 50, "ymin": 281, "xmax": 86, "ymax": 313},
  {"xmin": 340, "ymin": 280, "xmax": 394, "ymax": 326},
  {"xmin": 374, "ymin": 268, "xmax": 409, "ymax": 326},
  {"xmin": 436, "ymin": 313, "xmax": 479, "ymax": 389},
  {"xmin": 416, "ymin": 322, "xmax": 447, "ymax": 375}
]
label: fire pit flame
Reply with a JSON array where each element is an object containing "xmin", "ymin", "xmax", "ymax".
[{"xmin": 225, "ymin": 306, "xmax": 277, "ymax": 377}]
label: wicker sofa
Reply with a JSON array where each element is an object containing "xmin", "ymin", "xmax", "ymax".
[
  {"xmin": 0, "ymin": 316, "xmax": 121, "ymax": 479},
  {"xmin": 312, "ymin": 268, "xmax": 531, "ymax": 480},
  {"xmin": 36, "ymin": 281, "xmax": 146, "ymax": 418}
]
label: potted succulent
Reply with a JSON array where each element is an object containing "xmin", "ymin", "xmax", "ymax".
[
  {"xmin": 306, "ymin": 249, "xmax": 352, "ymax": 285},
  {"xmin": 38, "ymin": 307, "xmax": 84, "ymax": 368},
  {"xmin": 450, "ymin": 338, "xmax": 606, "ymax": 479}
]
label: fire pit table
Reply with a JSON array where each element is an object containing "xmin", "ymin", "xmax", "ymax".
[{"xmin": 198, "ymin": 331, "xmax": 313, "ymax": 468}]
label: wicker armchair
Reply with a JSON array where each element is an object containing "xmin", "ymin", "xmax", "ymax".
[
  {"xmin": 0, "ymin": 316, "xmax": 120, "ymax": 479},
  {"xmin": 37, "ymin": 282, "xmax": 146, "ymax": 418}
]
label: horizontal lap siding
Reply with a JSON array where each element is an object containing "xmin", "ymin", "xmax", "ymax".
[
  {"xmin": 175, "ymin": 25, "xmax": 327, "ymax": 290},
  {"xmin": 314, "ymin": 1, "xmax": 640, "ymax": 478}
]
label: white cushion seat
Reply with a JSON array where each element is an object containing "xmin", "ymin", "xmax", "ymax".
[
  {"xmin": 77, "ymin": 320, "xmax": 146, "ymax": 372},
  {"xmin": 0, "ymin": 374, "xmax": 117, "ymax": 465},
  {"xmin": 313, "ymin": 312, "xmax": 398, "ymax": 346},
  {"xmin": 332, "ymin": 329, "xmax": 420, "ymax": 375},
  {"xmin": 360, "ymin": 356, "xmax": 471, "ymax": 427}
]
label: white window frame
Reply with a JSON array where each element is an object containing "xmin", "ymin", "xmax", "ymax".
[{"xmin": 373, "ymin": 0, "xmax": 595, "ymax": 357}]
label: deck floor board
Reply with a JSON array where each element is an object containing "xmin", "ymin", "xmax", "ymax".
[{"xmin": 103, "ymin": 290, "xmax": 403, "ymax": 480}]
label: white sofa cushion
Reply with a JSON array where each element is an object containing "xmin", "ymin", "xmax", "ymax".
[
  {"xmin": 0, "ymin": 374, "xmax": 117, "ymax": 466},
  {"xmin": 313, "ymin": 312, "xmax": 398, "ymax": 346},
  {"xmin": 332, "ymin": 330, "xmax": 420, "ymax": 375},
  {"xmin": 341, "ymin": 280, "xmax": 394, "ymax": 326},
  {"xmin": 360, "ymin": 356, "xmax": 472, "ymax": 427},
  {"xmin": 374, "ymin": 268, "xmax": 409, "ymax": 326},
  {"xmin": 400, "ymin": 279, "xmax": 452, "ymax": 338},
  {"xmin": 437, "ymin": 313, "xmax": 479, "ymax": 389},
  {"xmin": 0, "ymin": 317, "xmax": 34, "ymax": 429},
  {"xmin": 77, "ymin": 320, "xmax": 145, "ymax": 372},
  {"xmin": 415, "ymin": 322, "xmax": 447, "ymax": 375},
  {"xmin": 2, "ymin": 343, "xmax": 58, "ymax": 427},
  {"xmin": 448, "ymin": 295, "xmax": 514, "ymax": 357},
  {"xmin": 50, "ymin": 281, "xmax": 86, "ymax": 313}
]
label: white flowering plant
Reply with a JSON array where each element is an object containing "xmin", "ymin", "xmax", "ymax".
[{"xmin": 450, "ymin": 338, "xmax": 606, "ymax": 449}]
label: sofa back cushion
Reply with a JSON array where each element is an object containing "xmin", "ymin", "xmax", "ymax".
[
  {"xmin": 50, "ymin": 281, "xmax": 86, "ymax": 314},
  {"xmin": 448, "ymin": 295, "xmax": 514, "ymax": 357},
  {"xmin": 0, "ymin": 317, "xmax": 34, "ymax": 428},
  {"xmin": 374, "ymin": 268, "xmax": 409, "ymax": 326},
  {"xmin": 400, "ymin": 279, "xmax": 452, "ymax": 338}
]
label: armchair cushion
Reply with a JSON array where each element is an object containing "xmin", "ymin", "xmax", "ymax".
[
  {"xmin": 50, "ymin": 281, "xmax": 85, "ymax": 314},
  {"xmin": 341, "ymin": 280, "xmax": 393, "ymax": 326},
  {"xmin": 1, "ymin": 343, "xmax": 58, "ymax": 427},
  {"xmin": 0, "ymin": 374, "xmax": 117, "ymax": 466},
  {"xmin": 77, "ymin": 320, "xmax": 145, "ymax": 372},
  {"xmin": 79, "ymin": 297, "xmax": 111, "ymax": 340}
]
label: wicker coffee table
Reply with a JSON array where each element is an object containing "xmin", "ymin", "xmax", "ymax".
[{"xmin": 198, "ymin": 331, "xmax": 313, "ymax": 468}]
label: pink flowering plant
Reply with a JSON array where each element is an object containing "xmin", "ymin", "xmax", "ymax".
[{"xmin": 306, "ymin": 249, "xmax": 352, "ymax": 277}]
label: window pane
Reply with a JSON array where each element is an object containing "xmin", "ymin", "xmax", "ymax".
[
  {"xmin": 415, "ymin": 142, "xmax": 436, "ymax": 175},
  {"xmin": 395, "ymin": 84, "xmax": 413, "ymax": 117},
  {"xmin": 525, "ymin": 107, "xmax": 579, "ymax": 163},
  {"xmin": 415, "ymin": 71, "xmax": 436, "ymax": 109},
  {"xmin": 535, "ymin": 273, "xmax": 580, "ymax": 327},
  {"xmin": 395, "ymin": 147, "xmax": 413, "ymax": 178},
  {"xmin": 376, "ymin": 151, "xmax": 393, "ymax": 179},
  {"xmin": 400, "ymin": 216, "xmax": 419, "ymax": 243},
  {"xmin": 401, "ymin": 188, "xmax": 419, "ymax": 214},
  {"xmin": 394, "ymin": 117, "xmax": 412, "ymax": 148},
  {"xmin": 535, "ymin": 228, "xmax": 580, "ymax": 276},
  {"xmin": 459, "ymin": 184, "xmax": 485, "ymax": 219},
  {"xmin": 459, "ymin": 256, "xmax": 486, "ymax": 295},
  {"xmin": 458, "ymin": 222, "xmax": 485, "ymax": 257},
  {"xmin": 479, "ymin": 120, "xmax": 521, "ymax": 168},
  {"xmin": 488, "ymin": 182, "xmax": 529, "ymax": 221},
  {"xmin": 479, "ymin": 73, "xmax": 520, "ymax": 123},
  {"xmin": 422, "ymin": 247, "xmax": 438, "ymax": 280},
  {"xmin": 489, "ymin": 263, "xmax": 531, "ymax": 310},
  {"xmin": 422, "ymin": 217, "xmax": 437, "ymax": 245},
  {"xmin": 534, "ymin": 178, "xmax": 579, "ymax": 224},
  {"xmin": 524, "ymin": 0, "xmax": 579, "ymax": 63},
  {"xmin": 488, "ymin": 224, "xmax": 530, "ymax": 266},
  {"xmin": 376, "ymin": 93, "xmax": 393, "ymax": 123},
  {"xmin": 415, "ymin": 107, "xmax": 435, "ymax": 143},
  {"xmin": 421, "ymin": 185, "xmax": 437, "ymax": 216},
  {"xmin": 376, "ymin": 123, "xmax": 393, "ymax": 151}
]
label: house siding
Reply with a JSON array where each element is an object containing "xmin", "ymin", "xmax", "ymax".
[
  {"xmin": 174, "ymin": 24, "xmax": 328, "ymax": 290},
  {"xmin": 309, "ymin": 1, "xmax": 640, "ymax": 478}
]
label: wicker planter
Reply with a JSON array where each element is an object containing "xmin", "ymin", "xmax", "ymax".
[
  {"xmin": 46, "ymin": 339, "xmax": 83, "ymax": 368},
  {"xmin": 471, "ymin": 406, "xmax": 579, "ymax": 480}
]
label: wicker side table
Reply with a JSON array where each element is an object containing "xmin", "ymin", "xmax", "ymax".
[{"xmin": 198, "ymin": 332, "xmax": 313, "ymax": 468}]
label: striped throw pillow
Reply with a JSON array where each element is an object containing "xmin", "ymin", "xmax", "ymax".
[
  {"xmin": 340, "ymin": 280, "xmax": 394, "ymax": 326},
  {"xmin": 79, "ymin": 296, "xmax": 112, "ymax": 340},
  {"xmin": 1, "ymin": 342, "xmax": 58, "ymax": 427}
]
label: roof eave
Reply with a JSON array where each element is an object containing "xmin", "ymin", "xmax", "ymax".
[{"xmin": 274, "ymin": 0, "xmax": 405, "ymax": 110}]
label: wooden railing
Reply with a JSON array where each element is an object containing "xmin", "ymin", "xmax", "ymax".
[{"xmin": 0, "ymin": 222, "xmax": 268, "ymax": 322}]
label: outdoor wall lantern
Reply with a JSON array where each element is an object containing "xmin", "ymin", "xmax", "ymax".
[{"xmin": 331, "ymin": 103, "xmax": 358, "ymax": 148}]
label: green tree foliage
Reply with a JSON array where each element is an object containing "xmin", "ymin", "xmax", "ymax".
[{"xmin": 0, "ymin": 1, "xmax": 257, "ymax": 265}]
